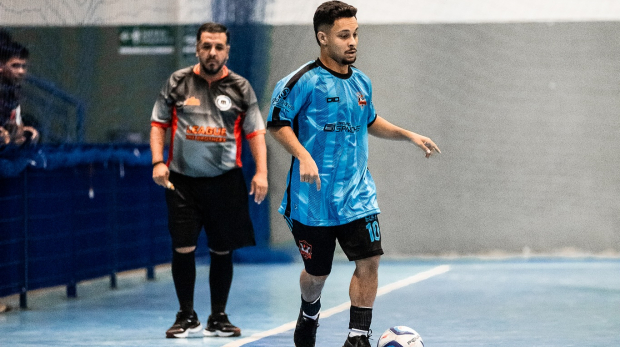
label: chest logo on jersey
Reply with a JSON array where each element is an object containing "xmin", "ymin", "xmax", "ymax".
[
  {"xmin": 184, "ymin": 96, "xmax": 201, "ymax": 106},
  {"xmin": 357, "ymin": 92, "xmax": 367, "ymax": 107},
  {"xmin": 323, "ymin": 122, "xmax": 361, "ymax": 133},
  {"xmin": 186, "ymin": 126, "xmax": 227, "ymax": 143},
  {"xmin": 215, "ymin": 95, "xmax": 232, "ymax": 111}
]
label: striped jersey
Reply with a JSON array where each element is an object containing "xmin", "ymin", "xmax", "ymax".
[
  {"xmin": 267, "ymin": 59, "xmax": 380, "ymax": 226},
  {"xmin": 151, "ymin": 65, "xmax": 265, "ymax": 177}
]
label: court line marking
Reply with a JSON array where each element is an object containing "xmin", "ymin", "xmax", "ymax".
[{"xmin": 221, "ymin": 264, "xmax": 450, "ymax": 347}]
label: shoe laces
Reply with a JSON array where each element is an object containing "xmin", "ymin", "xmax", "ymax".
[
  {"xmin": 301, "ymin": 315, "xmax": 319, "ymax": 328},
  {"xmin": 349, "ymin": 329, "xmax": 372, "ymax": 344},
  {"xmin": 211, "ymin": 313, "xmax": 234, "ymax": 326},
  {"xmin": 175, "ymin": 310, "xmax": 197, "ymax": 323}
]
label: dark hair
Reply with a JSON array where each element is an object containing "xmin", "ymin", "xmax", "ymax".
[
  {"xmin": 0, "ymin": 40, "xmax": 29, "ymax": 64},
  {"xmin": 196, "ymin": 22, "xmax": 230, "ymax": 45},
  {"xmin": 313, "ymin": 1, "xmax": 357, "ymax": 45},
  {"xmin": 0, "ymin": 28, "xmax": 13, "ymax": 46}
]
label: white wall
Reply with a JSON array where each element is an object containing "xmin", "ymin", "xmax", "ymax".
[
  {"xmin": 3, "ymin": 0, "xmax": 620, "ymax": 26},
  {"xmin": 0, "ymin": 0, "xmax": 214, "ymax": 26},
  {"xmin": 264, "ymin": 0, "xmax": 620, "ymax": 24}
]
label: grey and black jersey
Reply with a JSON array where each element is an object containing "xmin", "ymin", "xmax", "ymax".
[{"xmin": 151, "ymin": 65, "xmax": 265, "ymax": 177}]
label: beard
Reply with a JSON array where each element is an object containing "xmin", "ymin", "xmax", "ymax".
[
  {"xmin": 201, "ymin": 60, "xmax": 225, "ymax": 76},
  {"xmin": 341, "ymin": 56, "xmax": 356, "ymax": 65}
]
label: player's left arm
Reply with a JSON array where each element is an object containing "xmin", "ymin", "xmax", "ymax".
[
  {"xmin": 243, "ymin": 81, "xmax": 269, "ymax": 204},
  {"xmin": 368, "ymin": 115, "xmax": 441, "ymax": 158},
  {"xmin": 247, "ymin": 132, "xmax": 268, "ymax": 204}
]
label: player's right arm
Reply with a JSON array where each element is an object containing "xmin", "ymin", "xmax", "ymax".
[
  {"xmin": 150, "ymin": 125, "xmax": 173, "ymax": 189},
  {"xmin": 269, "ymin": 126, "xmax": 320, "ymax": 191},
  {"xmin": 267, "ymin": 64, "xmax": 321, "ymax": 190},
  {"xmin": 150, "ymin": 76, "xmax": 178, "ymax": 190}
]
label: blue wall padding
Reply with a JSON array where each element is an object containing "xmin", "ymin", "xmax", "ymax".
[{"xmin": 0, "ymin": 145, "xmax": 292, "ymax": 298}]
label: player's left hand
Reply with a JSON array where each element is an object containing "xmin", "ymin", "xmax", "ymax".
[
  {"xmin": 411, "ymin": 133, "xmax": 441, "ymax": 158},
  {"xmin": 250, "ymin": 172, "xmax": 268, "ymax": 204}
]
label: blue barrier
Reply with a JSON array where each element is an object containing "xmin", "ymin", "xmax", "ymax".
[{"xmin": 0, "ymin": 144, "xmax": 292, "ymax": 307}]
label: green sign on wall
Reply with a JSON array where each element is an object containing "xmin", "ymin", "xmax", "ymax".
[{"xmin": 118, "ymin": 26, "xmax": 175, "ymax": 55}]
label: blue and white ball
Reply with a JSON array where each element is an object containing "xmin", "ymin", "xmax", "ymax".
[{"xmin": 377, "ymin": 326, "xmax": 424, "ymax": 347}]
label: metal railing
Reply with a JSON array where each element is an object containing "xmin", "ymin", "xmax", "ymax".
[{"xmin": 22, "ymin": 75, "xmax": 85, "ymax": 144}]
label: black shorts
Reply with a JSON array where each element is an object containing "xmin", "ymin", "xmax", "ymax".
[
  {"xmin": 288, "ymin": 214, "xmax": 383, "ymax": 276},
  {"xmin": 165, "ymin": 169, "xmax": 255, "ymax": 251}
]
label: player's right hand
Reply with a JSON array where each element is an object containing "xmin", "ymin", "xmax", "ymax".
[
  {"xmin": 299, "ymin": 156, "xmax": 321, "ymax": 191},
  {"xmin": 152, "ymin": 162, "xmax": 175, "ymax": 190}
]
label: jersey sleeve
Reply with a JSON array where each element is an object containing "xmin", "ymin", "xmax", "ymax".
[
  {"xmin": 150, "ymin": 78, "xmax": 176, "ymax": 128},
  {"xmin": 242, "ymin": 82, "xmax": 266, "ymax": 139},
  {"xmin": 366, "ymin": 78, "xmax": 378, "ymax": 126},
  {"xmin": 267, "ymin": 70, "xmax": 312, "ymax": 128}
]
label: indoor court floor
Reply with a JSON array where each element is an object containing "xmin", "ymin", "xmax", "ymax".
[{"xmin": 1, "ymin": 257, "xmax": 618, "ymax": 346}]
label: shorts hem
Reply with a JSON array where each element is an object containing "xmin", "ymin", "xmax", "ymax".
[
  {"xmin": 282, "ymin": 210, "xmax": 381, "ymax": 227},
  {"xmin": 346, "ymin": 249, "xmax": 384, "ymax": 262}
]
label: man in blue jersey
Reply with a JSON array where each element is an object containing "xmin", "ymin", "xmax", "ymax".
[{"xmin": 267, "ymin": 2, "xmax": 440, "ymax": 347}]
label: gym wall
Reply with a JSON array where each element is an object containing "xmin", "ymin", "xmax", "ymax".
[{"xmin": 2, "ymin": 0, "xmax": 619, "ymax": 255}]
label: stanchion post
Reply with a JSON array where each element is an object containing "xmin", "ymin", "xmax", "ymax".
[{"xmin": 20, "ymin": 168, "xmax": 29, "ymax": 309}]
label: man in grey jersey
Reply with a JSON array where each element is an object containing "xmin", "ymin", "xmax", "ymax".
[{"xmin": 150, "ymin": 22, "xmax": 267, "ymax": 339}]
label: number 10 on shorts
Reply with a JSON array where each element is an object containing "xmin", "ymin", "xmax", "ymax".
[{"xmin": 366, "ymin": 220, "xmax": 380, "ymax": 242}]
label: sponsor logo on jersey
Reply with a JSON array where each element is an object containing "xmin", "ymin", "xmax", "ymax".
[
  {"xmin": 215, "ymin": 95, "xmax": 232, "ymax": 111},
  {"xmin": 365, "ymin": 214, "xmax": 377, "ymax": 223},
  {"xmin": 323, "ymin": 122, "xmax": 361, "ymax": 133},
  {"xmin": 184, "ymin": 96, "xmax": 201, "ymax": 106},
  {"xmin": 185, "ymin": 125, "xmax": 227, "ymax": 142},
  {"xmin": 298, "ymin": 240, "xmax": 312, "ymax": 260},
  {"xmin": 326, "ymin": 96, "xmax": 339, "ymax": 103},
  {"xmin": 357, "ymin": 92, "xmax": 367, "ymax": 107},
  {"xmin": 271, "ymin": 87, "xmax": 293, "ymax": 111}
]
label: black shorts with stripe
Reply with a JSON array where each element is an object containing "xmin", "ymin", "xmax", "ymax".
[
  {"xmin": 165, "ymin": 169, "xmax": 255, "ymax": 251},
  {"xmin": 286, "ymin": 214, "xmax": 383, "ymax": 276}
]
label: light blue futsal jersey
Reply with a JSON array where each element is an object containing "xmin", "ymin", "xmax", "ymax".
[{"xmin": 267, "ymin": 59, "xmax": 380, "ymax": 226}]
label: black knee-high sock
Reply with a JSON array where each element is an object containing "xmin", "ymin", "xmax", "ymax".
[
  {"xmin": 301, "ymin": 295, "xmax": 321, "ymax": 317},
  {"xmin": 209, "ymin": 251, "xmax": 233, "ymax": 315},
  {"xmin": 172, "ymin": 249, "xmax": 196, "ymax": 314},
  {"xmin": 349, "ymin": 306, "xmax": 372, "ymax": 332}
]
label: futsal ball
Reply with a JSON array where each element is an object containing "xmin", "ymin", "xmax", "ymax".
[{"xmin": 377, "ymin": 326, "xmax": 424, "ymax": 347}]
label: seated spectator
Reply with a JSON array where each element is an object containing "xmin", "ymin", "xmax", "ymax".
[{"xmin": 1, "ymin": 40, "xmax": 38, "ymax": 146}]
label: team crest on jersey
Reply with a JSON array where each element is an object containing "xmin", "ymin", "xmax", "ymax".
[
  {"xmin": 357, "ymin": 92, "xmax": 367, "ymax": 107},
  {"xmin": 298, "ymin": 240, "xmax": 312, "ymax": 260},
  {"xmin": 215, "ymin": 95, "xmax": 232, "ymax": 111}
]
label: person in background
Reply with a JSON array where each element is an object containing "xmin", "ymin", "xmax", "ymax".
[
  {"xmin": 0, "ymin": 39, "xmax": 38, "ymax": 146},
  {"xmin": 150, "ymin": 22, "xmax": 268, "ymax": 339}
]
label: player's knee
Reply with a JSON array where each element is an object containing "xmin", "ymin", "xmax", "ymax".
[
  {"xmin": 355, "ymin": 255, "xmax": 380, "ymax": 273},
  {"xmin": 311, "ymin": 274, "xmax": 329, "ymax": 285},
  {"xmin": 175, "ymin": 246, "xmax": 196, "ymax": 254},
  {"xmin": 303, "ymin": 270, "xmax": 329, "ymax": 284}
]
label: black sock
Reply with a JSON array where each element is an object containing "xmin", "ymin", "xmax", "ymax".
[
  {"xmin": 349, "ymin": 306, "xmax": 372, "ymax": 331},
  {"xmin": 301, "ymin": 295, "xmax": 321, "ymax": 317},
  {"xmin": 171, "ymin": 249, "xmax": 196, "ymax": 314},
  {"xmin": 209, "ymin": 251, "xmax": 233, "ymax": 315}
]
